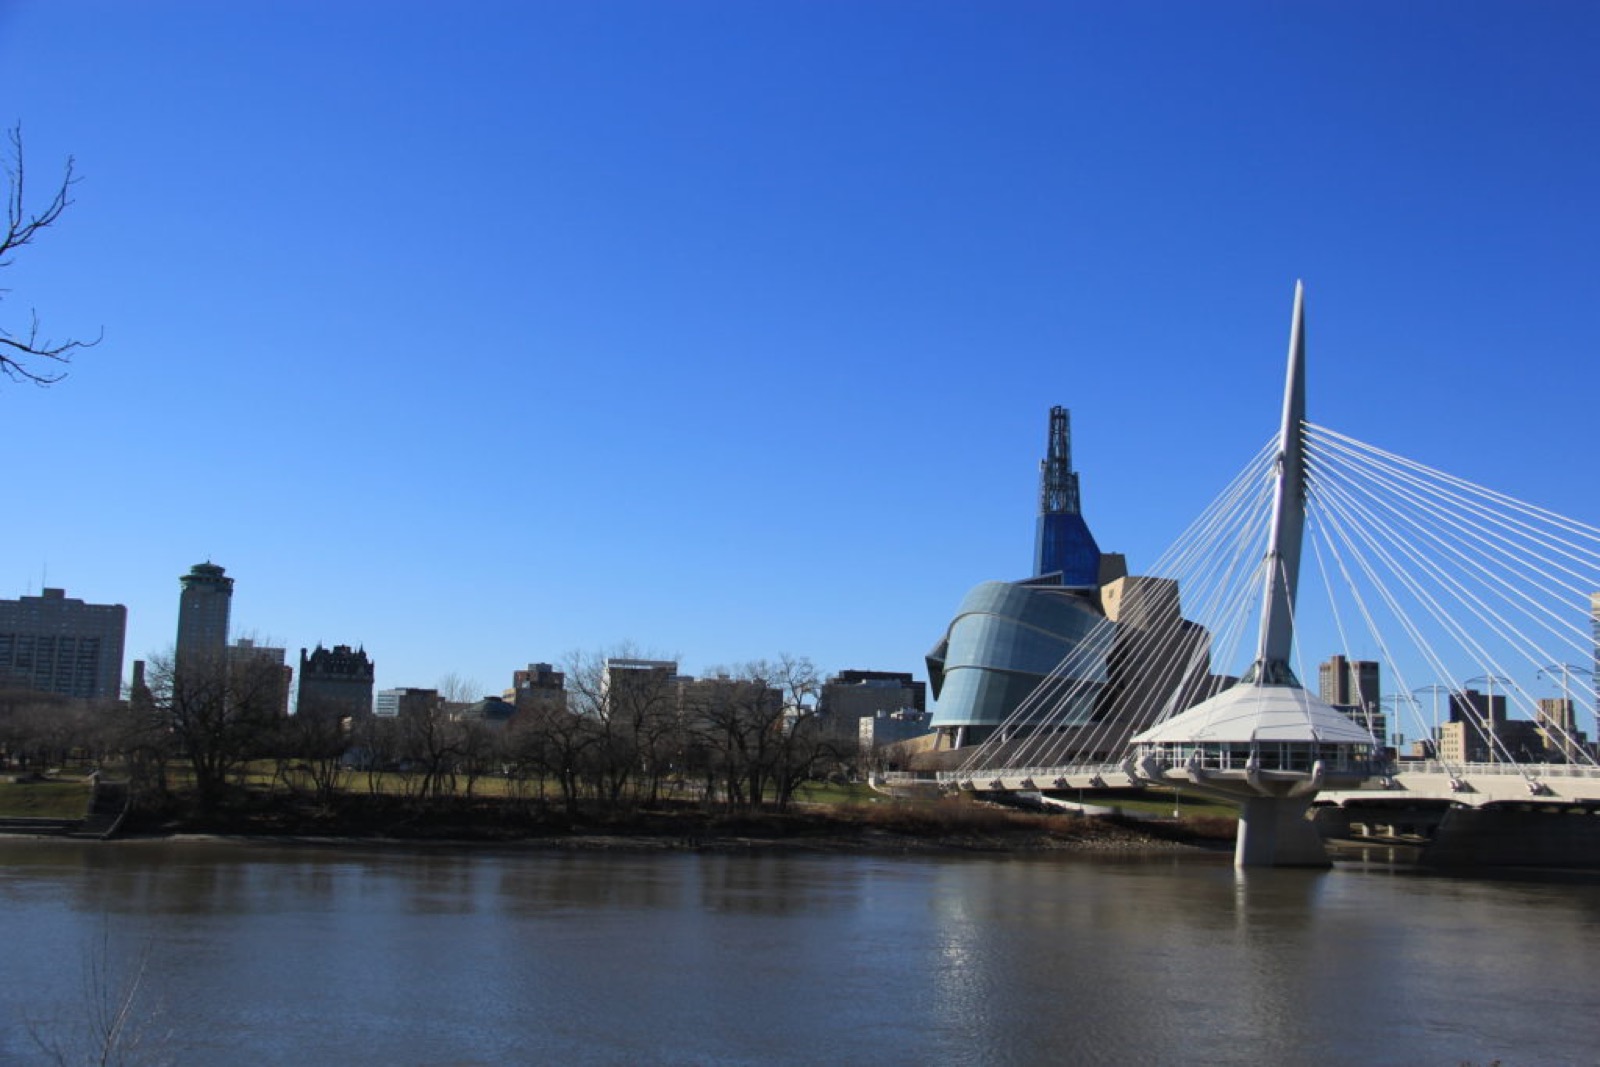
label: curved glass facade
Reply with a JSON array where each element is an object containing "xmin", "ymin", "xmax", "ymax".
[{"xmin": 927, "ymin": 580, "xmax": 1108, "ymax": 737}]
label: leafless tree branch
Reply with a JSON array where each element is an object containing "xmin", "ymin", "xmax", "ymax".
[{"xmin": 1, "ymin": 123, "xmax": 99, "ymax": 385}]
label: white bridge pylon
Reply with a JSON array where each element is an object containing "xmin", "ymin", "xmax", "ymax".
[{"xmin": 947, "ymin": 283, "xmax": 1600, "ymax": 867}]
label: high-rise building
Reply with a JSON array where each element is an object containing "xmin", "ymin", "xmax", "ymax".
[
  {"xmin": 1535, "ymin": 697, "xmax": 1583, "ymax": 762},
  {"xmin": 0, "ymin": 587, "xmax": 127, "ymax": 700},
  {"xmin": 298, "ymin": 644, "xmax": 374, "ymax": 721},
  {"xmin": 819, "ymin": 670, "xmax": 927, "ymax": 721},
  {"xmin": 676, "ymin": 672, "xmax": 784, "ymax": 724},
  {"xmin": 176, "ymin": 562, "xmax": 233, "ymax": 666},
  {"xmin": 375, "ymin": 687, "xmax": 440, "ymax": 719},
  {"xmin": 602, "ymin": 659, "xmax": 686, "ymax": 702},
  {"xmin": 1317, "ymin": 655, "xmax": 1384, "ymax": 745},
  {"xmin": 1446, "ymin": 687, "xmax": 1508, "ymax": 762},
  {"xmin": 1450, "ymin": 687, "xmax": 1506, "ymax": 727},
  {"xmin": 508, "ymin": 662, "xmax": 566, "ymax": 717},
  {"xmin": 229, "ymin": 638, "xmax": 291, "ymax": 717}
]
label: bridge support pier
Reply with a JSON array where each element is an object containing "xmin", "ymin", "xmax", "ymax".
[{"xmin": 1235, "ymin": 795, "xmax": 1329, "ymax": 868}]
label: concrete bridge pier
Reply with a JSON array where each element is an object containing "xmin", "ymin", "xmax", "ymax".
[{"xmin": 1235, "ymin": 795, "xmax": 1329, "ymax": 868}]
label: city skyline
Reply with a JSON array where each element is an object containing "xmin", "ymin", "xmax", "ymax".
[{"xmin": 2, "ymin": 4, "xmax": 1597, "ymax": 700}]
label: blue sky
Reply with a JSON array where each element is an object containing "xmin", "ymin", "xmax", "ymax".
[{"xmin": 2, "ymin": 2, "xmax": 1596, "ymax": 700}]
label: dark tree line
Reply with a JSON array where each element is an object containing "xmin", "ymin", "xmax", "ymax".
[{"xmin": 2, "ymin": 650, "xmax": 857, "ymax": 817}]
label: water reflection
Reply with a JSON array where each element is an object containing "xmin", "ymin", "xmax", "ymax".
[{"xmin": 3, "ymin": 841, "xmax": 1599, "ymax": 1066}]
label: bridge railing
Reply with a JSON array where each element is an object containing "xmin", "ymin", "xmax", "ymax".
[
  {"xmin": 881, "ymin": 759, "xmax": 1600, "ymax": 791},
  {"xmin": 1392, "ymin": 760, "xmax": 1600, "ymax": 780},
  {"xmin": 929, "ymin": 763, "xmax": 1134, "ymax": 786}
]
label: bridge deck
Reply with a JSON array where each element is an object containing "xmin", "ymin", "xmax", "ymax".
[{"xmin": 893, "ymin": 759, "xmax": 1600, "ymax": 807}]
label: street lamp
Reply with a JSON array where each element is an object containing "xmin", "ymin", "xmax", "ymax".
[
  {"xmin": 1381, "ymin": 692, "xmax": 1421, "ymax": 754},
  {"xmin": 1411, "ymin": 684, "xmax": 1452, "ymax": 761},
  {"xmin": 1464, "ymin": 674, "xmax": 1518, "ymax": 766}
]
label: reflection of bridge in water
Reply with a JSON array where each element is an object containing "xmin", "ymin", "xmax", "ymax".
[{"xmin": 905, "ymin": 284, "xmax": 1600, "ymax": 868}]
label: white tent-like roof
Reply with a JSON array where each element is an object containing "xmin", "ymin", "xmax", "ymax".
[{"xmin": 1132, "ymin": 682, "xmax": 1377, "ymax": 746}]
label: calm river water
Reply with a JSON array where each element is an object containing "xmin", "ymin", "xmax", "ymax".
[{"xmin": 1, "ymin": 839, "xmax": 1597, "ymax": 1066}]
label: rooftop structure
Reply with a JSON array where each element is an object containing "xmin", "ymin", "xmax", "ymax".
[
  {"xmin": 177, "ymin": 563, "xmax": 232, "ymax": 666},
  {"xmin": 508, "ymin": 662, "xmax": 566, "ymax": 716},
  {"xmin": 1035, "ymin": 406, "xmax": 1102, "ymax": 587},
  {"xmin": 298, "ymin": 643, "xmax": 375, "ymax": 720}
]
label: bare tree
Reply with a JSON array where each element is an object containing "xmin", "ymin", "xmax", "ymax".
[
  {"xmin": 141, "ymin": 651, "xmax": 283, "ymax": 812},
  {"xmin": 509, "ymin": 699, "xmax": 598, "ymax": 816},
  {"xmin": 435, "ymin": 672, "xmax": 483, "ymax": 705},
  {"xmin": 347, "ymin": 714, "xmax": 403, "ymax": 796},
  {"xmin": 563, "ymin": 647, "xmax": 682, "ymax": 809},
  {"xmin": 455, "ymin": 716, "xmax": 499, "ymax": 798},
  {"xmin": 272, "ymin": 700, "xmax": 349, "ymax": 805},
  {"xmin": 685, "ymin": 667, "xmax": 787, "ymax": 811},
  {"xmin": 2, "ymin": 124, "xmax": 98, "ymax": 384},
  {"xmin": 399, "ymin": 701, "xmax": 462, "ymax": 801},
  {"xmin": 29, "ymin": 932, "xmax": 166, "ymax": 1067},
  {"xmin": 683, "ymin": 657, "xmax": 844, "ymax": 812},
  {"xmin": 764, "ymin": 654, "xmax": 846, "ymax": 811}
]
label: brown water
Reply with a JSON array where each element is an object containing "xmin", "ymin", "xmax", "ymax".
[{"xmin": 2, "ymin": 840, "xmax": 1596, "ymax": 1065}]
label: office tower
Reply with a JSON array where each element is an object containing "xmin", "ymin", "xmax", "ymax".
[
  {"xmin": 0, "ymin": 587, "xmax": 127, "ymax": 700},
  {"xmin": 229, "ymin": 638, "xmax": 292, "ymax": 717},
  {"xmin": 176, "ymin": 562, "xmax": 233, "ymax": 665},
  {"xmin": 1534, "ymin": 697, "xmax": 1584, "ymax": 762},
  {"xmin": 1446, "ymin": 687, "xmax": 1508, "ymax": 762},
  {"xmin": 1318, "ymin": 654, "xmax": 1385, "ymax": 744},
  {"xmin": 375, "ymin": 687, "xmax": 440, "ymax": 719},
  {"xmin": 601, "ymin": 658, "xmax": 685, "ymax": 708},
  {"xmin": 509, "ymin": 662, "xmax": 566, "ymax": 716},
  {"xmin": 819, "ymin": 670, "xmax": 927, "ymax": 720}
]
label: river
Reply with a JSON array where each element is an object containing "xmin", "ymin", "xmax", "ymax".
[{"xmin": 1, "ymin": 839, "xmax": 1596, "ymax": 1065}]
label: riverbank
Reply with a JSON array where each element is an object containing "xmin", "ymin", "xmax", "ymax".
[{"xmin": 104, "ymin": 789, "xmax": 1235, "ymax": 855}]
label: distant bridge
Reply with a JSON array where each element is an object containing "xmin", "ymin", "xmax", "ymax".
[{"xmin": 889, "ymin": 760, "xmax": 1600, "ymax": 807}]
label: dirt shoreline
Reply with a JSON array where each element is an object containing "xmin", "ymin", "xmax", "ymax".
[
  {"xmin": 75, "ymin": 832, "xmax": 1219, "ymax": 857},
  {"xmin": 71, "ymin": 816, "xmax": 1231, "ymax": 857}
]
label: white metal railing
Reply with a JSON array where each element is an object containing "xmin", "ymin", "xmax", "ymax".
[
  {"xmin": 882, "ymin": 759, "xmax": 1600, "ymax": 791},
  {"xmin": 1391, "ymin": 760, "xmax": 1600, "ymax": 780},
  {"xmin": 930, "ymin": 762, "xmax": 1132, "ymax": 785}
]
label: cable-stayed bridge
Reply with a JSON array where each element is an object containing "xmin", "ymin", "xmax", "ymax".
[{"xmin": 914, "ymin": 285, "xmax": 1600, "ymax": 866}]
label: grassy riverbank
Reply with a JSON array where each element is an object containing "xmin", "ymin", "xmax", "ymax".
[
  {"xmin": 0, "ymin": 774, "xmax": 1238, "ymax": 852},
  {"xmin": 112, "ymin": 788, "xmax": 1235, "ymax": 853},
  {"xmin": 0, "ymin": 777, "xmax": 93, "ymax": 818}
]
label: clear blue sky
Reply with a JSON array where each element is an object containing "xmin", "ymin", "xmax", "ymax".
[{"xmin": 2, "ymin": 2, "xmax": 1596, "ymax": 700}]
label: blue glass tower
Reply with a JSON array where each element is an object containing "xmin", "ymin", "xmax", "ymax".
[
  {"xmin": 928, "ymin": 405, "xmax": 1108, "ymax": 747},
  {"xmin": 1034, "ymin": 406, "xmax": 1102, "ymax": 587}
]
